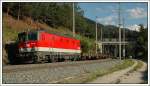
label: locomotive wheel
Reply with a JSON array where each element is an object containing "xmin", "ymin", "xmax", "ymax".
[
  {"xmin": 51, "ymin": 56, "xmax": 57, "ymax": 62},
  {"xmin": 73, "ymin": 56, "xmax": 78, "ymax": 61},
  {"xmin": 48, "ymin": 58, "xmax": 51, "ymax": 63},
  {"xmin": 70, "ymin": 56, "xmax": 76, "ymax": 61},
  {"xmin": 76, "ymin": 56, "xmax": 80, "ymax": 61},
  {"xmin": 59, "ymin": 55, "xmax": 65, "ymax": 62},
  {"xmin": 32, "ymin": 56, "xmax": 39, "ymax": 63},
  {"xmin": 58, "ymin": 58, "xmax": 61, "ymax": 62},
  {"xmin": 47, "ymin": 56, "xmax": 52, "ymax": 63},
  {"xmin": 61, "ymin": 58, "xmax": 65, "ymax": 62}
]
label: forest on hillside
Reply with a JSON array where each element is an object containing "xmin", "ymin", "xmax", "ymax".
[
  {"xmin": 2, "ymin": 2, "xmax": 148, "ymax": 61},
  {"xmin": 2, "ymin": 2, "xmax": 137, "ymax": 40}
]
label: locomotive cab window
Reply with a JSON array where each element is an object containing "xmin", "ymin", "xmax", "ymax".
[
  {"xmin": 28, "ymin": 32, "xmax": 38, "ymax": 40},
  {"xmin": 18, "ymin": 32, "xmax": 38, "ymax": 42},
  {"xmin": 18, "ymin": 32, "xmax": 27, "ymax": 42}
]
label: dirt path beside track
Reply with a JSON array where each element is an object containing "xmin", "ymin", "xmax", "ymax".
[
  {"xmin": 88, "ymin": 60, "xmax": 147, "ymax": 84},
  {"xmin": 118, "ymin": 61, "xmax": 147, "ymax": 84}
]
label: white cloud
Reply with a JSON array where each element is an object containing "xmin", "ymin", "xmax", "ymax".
[
  {"xmin": 95, "ymin": 6, "xmax": 117, "ymax": 14},
  {"xmin": 96, "ymin": 15, "xmax": 117, "ymax": 25},
  {"xmin": 95, "ymin": 8, "xmax": 103, "ymax": 12},
  {"xmin": 126, "ymin": 24, "xmax": 141, "ymax": 32},
  {"xmin": 126, "ymin": 7, "xmax": 147, "ymax": 19}
]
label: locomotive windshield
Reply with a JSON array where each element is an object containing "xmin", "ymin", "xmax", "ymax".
[
  {"xmin": 28, "ymin": 32, "xmax": 38, "ymax": 40},
  {"xmin": 18, "ymin": 32, "xmax": 38, "ymax": 42},
  {"xmin": 18, "ymin": 32, "xmax": 27, "ymax": 42}
]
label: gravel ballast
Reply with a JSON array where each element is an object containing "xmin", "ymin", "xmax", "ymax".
[{"xmin": 3, "ymin": 59, "xmax": 123, "ymax": 84}]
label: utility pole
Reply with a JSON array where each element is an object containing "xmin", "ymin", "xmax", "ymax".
[
  {"xmin": 101, "ymin": 27, "xmax": 102, "ymax": 41},
  {"xmin": 95, "ymin": 16, "xmax": 98, "ymax": 54},
  {"xmin": 101, "ymin": 27, "xmax": 103, "ymax": 54},
  {"xmin": 118, "ymin": 2, "xmax": 122, "ymax": 60},
  {"xmin": 18, "ymin": 2, "xmax": 20, "ymax": 21},
  {"xmin": 123, "ymin": 16, "xmax": 126, "ymax": 58},
  {"xmin": 73, "ymin": 2, "xmax": 75, "ymax": 37}
]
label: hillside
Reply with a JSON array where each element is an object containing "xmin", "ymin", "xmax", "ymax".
[
  {"xmin": 2, "ymin": 2, "xmax": 147, "ymax": 64},
  {"xmin": 2, "ymin": 2, "xmax": 126, "ymax": 41},
  {"xmin": 2, "ymin": 14, "xmax": 96, "ymax": 64},
  {"xmin": 3, "ymin": 14, "xmax": 74, "ymax": 43},
  {"xmin": 3, "ymin": 2, "xmax": 138, "ymax": 42}
]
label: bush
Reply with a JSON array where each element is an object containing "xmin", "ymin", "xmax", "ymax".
[{"xmin": 75, "ymin": 35, "xmax": 95, "ymax": 53}]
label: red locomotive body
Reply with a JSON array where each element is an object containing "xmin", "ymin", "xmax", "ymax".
[{"xmin": 17, "ymin": 30, "xmax": 81, "ymax": 63}]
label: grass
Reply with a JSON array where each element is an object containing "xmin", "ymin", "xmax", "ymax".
[
  {"xmin": 57, "ymin": 59, "xmax": 134, "ymax": 83},
  {"xmin": 2, "ymin": 14, "xmax": 145, "ymax": 83},
  {"xmin": 3, "ymin": 14, "xmax": 94, "ymax": 44},
  {"xmin": 135, "ymin": 61, "xmax": 148, "ymax": 84},
  {"xmin": 133, "ymin": 60, "xmax": 143, "ymax": 71},
  {"xmin": 3, "ymin": 14, "xmax": 72, "ymax": 43},
  {"xmin": 3, "ymin": 14, "xmax": 96, "ymax": 65},
  {"xmin": 3, "ymin": 25, "xmax": 18, "ymax": 43}
]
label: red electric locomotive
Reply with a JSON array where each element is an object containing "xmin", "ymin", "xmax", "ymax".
[{"xmin": 17, "ymin": 30, "xmax": 81, "ymax": 63}]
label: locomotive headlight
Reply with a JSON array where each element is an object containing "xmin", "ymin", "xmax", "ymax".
[
  {"xmin": 77, "ymin": 47, "xmax": 80, "ymax": 49},
  {"xmin": 19, "ymin": 48, "xmax": 23, "ymax": 52},
  {"xmin": 26, "ymin": 44, "xmax": 30, "ymax": 47}
]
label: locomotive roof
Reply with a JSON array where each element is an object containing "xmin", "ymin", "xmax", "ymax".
[
  {"xmin": 20, "ymin": 30, "xmax": 80, "ymax": 41},
  {"xmin": 41, "ymin": 31, "xmax": 79, "ymax": 41}
]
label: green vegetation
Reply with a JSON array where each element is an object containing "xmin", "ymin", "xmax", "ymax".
[
  {"xmin": 2, "ymin": 2, "xmax": 148, "ymax": 64},
  {"xmin": 133, "ymin": 60, "xmax": 143, "ymax": 71},
  {"xmin": 3, "ymin": 25, "xmax": 18, "ymax": 43},
  {"xmin": 59, "ymin": 59, "xmax": 134, "ymax": 83},
  {"xmin": 136, "ymin": 25, "xmax": 148, "ymax": 61},
  {"xmin": 2, "ymin": 2, "xmax": 99, "ymax": 54},
  {"xmin": 3, "ymin": 2, "xmax": 142, "ymax": 54},
  {"xmin": 3, "ymin": 15, "xmax": 96, "ymax": 54},
  {"xmin": 127, "ymin": 24, "xmax": 148, "ymax": 61}
]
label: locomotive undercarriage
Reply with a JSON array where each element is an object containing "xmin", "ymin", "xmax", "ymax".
[{"xmin": 17, "ymin": 51, "xmax": 81, "ymax": 63}]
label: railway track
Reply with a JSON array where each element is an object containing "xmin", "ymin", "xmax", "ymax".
[
  {"xmin": 3, "ymin": 58, "xmax": 123, "ymax": 84},
  {"xmin": 3, "ymin": 58, "xmax": 112, "ymax": 73}
]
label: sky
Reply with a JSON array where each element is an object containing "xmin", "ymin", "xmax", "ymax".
[{"xmin": 78, "ymin": 2, "xmax": 148, "ymax": 31}]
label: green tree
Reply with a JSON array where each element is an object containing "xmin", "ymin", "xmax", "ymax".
[
  {"xmin": 2, "ymin": 2, "xmax": 16, "ymax": 17},
  {"xmin": 136, "ymin": 24, "xmax": 148, "ymax": 60}
]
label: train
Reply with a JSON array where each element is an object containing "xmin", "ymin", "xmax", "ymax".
[{"xmin": 16, "ymin": 30, "xmax": 111, "ymax": 63}]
